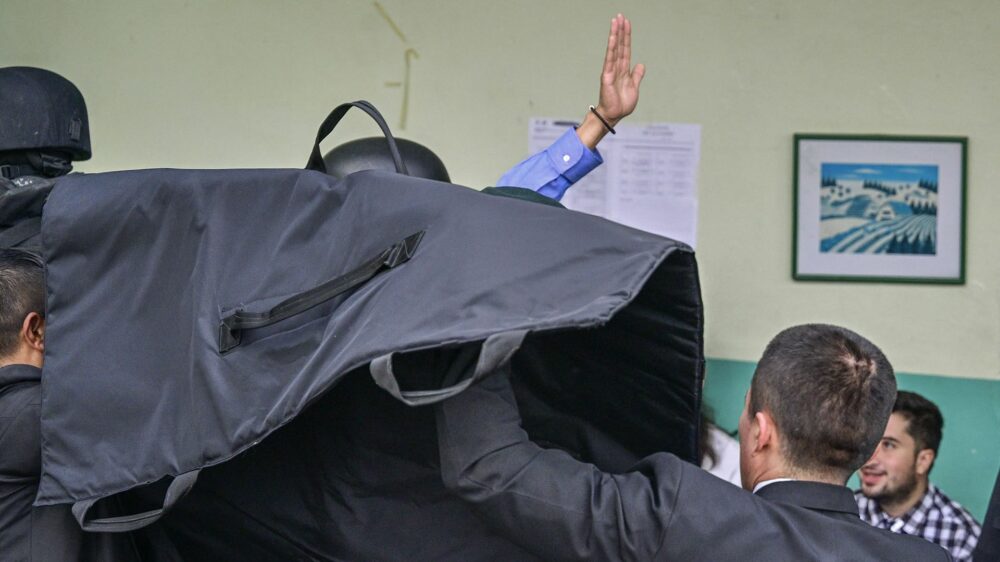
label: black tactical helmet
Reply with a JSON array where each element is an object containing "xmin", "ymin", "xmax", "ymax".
[
  {"xmin": 0, "ymin": 66, "xmax": 91, "ymax": 161},
  {"xmin": 323, "ymin": 137, "xmax": 449, "ymax": 182}
]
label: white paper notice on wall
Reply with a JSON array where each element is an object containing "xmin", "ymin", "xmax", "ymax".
[{"xmin": 529, "ymin": 118, "xmax": 701, "ymax": 248}]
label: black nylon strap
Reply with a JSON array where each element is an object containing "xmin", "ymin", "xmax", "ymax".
[
  {"xmin": 1, "ymin": 164, "xmax": 33, "ymax": 179},
  {"xmin": 0, "ymin": 217, "xmax": 42, "ymax": 248},
  {"xmin": 305, "ymin": 100, "xmax": 409, "ymax": 176},
  {"xmin": 0, "ymin": 155, "xmax": 69, "ymax": 179},
  {"xmin": 218, "ymin": 231, "xmax": 424, "ymax": 353}
]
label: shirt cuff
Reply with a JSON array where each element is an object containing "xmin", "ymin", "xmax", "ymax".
[
  {"xmin": 545, "ymin": 127, "xmax": 603, "ymax": 181},
  {"xmin": 538, "ymin": 128, "xmax": 603, "ymax": 199}
]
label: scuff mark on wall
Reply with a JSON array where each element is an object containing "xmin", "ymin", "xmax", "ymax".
[{"xmin": 374, "ymin": 1, "xmax": 417, "ymax": 129}]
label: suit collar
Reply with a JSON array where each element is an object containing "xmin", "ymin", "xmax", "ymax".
[
  {"xmin": 0, "ymin": 363, "xmax": 41, "ymax": 387},
  {"xmin": 754, "ymin": 480, "xmax": 859, "ymax": 516}
]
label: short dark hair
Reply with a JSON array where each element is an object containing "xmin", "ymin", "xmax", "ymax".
[
  {"xmin": 749, "ymin": 324, "xmax": 897, "ymax": 480},
  {"xmin": 0, "ymin": 249, "xmax": 46, "ymax": 357},
  {"xmin": 893, "ymin": 391, "xmax": 943, "ymax": 457}
]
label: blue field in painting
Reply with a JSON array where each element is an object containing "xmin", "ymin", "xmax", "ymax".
[{"xmin": 819, "ymin": 163, "xmax": 938, "ymax": 255}]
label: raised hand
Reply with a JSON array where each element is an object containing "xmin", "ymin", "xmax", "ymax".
[
  {"xmin": 576, "ymin": 14, "xmax": 645, "ymax": 149},
  {"xmin": 596, "ymin": 13, "xmax": 645, "ymax": 125}
]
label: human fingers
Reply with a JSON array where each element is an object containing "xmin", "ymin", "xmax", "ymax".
[
  {"xmin": 623, "ymin": 16, "xmax": 632, "ymax": 75},
  {"xmin": 604, "ymin": 16, "xmax": 618, "ymax": 76},
  {"xmin": 632, "ymin": 63, "xmax": 646, "ymax": 87},
  {"xmin": 616, "ymin": 14, "xmax": 627, "ymax": 74}
]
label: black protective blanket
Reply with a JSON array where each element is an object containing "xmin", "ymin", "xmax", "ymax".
[{"xmin": 36, "ymin": 167, "xmax": 703, "ymax": 559}]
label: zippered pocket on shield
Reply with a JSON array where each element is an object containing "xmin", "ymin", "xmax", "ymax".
[{"xmin": 218, "ymin": 231, "xmax": 424, "ymax": 354}]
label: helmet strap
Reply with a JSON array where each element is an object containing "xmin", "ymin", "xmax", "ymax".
[
  {"xmin": 25, "ymin": 151, "xmax": 73, "ymax": 178},
  {"xmin": 1, "ymin": 163, "xmax": 30, "ymax": 179}
]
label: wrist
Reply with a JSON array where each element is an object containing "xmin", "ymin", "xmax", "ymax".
[
  {"xmin": 594, "ymin": 104, "xmax": 623, "ymax": 128},
  {"xmin": 576, "ymin": 112, "xmax": 607, "ymax": 150}
]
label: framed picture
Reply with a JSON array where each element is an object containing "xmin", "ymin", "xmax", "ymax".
[{"xmin": 793, "ymin": 134, "xmax": 967, "ymax": 284}]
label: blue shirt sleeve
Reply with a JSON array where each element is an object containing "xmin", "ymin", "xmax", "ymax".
[{"xmin": 497, "ymin": 127, "xmax": 603, "ymax": 201}]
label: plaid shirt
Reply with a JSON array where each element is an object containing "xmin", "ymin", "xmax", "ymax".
[{"xmin": 856, "ymin": 484, "xmax": 981, "ymax": 561}]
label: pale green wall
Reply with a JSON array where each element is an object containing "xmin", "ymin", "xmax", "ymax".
[
  {"xmin": 4, "ymin": 0, "xmax": 997, "ymax": 513},
  {"xmin": 4, "ymin": 0, "xmax": 997, "ymax": 381}
]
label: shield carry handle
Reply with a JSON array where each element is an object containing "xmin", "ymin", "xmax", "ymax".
[
  {"xmin": 305, "ymin": 100, "xmax": 410, "ymax": 176},
  {"xmin": 71, "ymin": 469, "xmax": 200, "ymax": 533},
  {"xmin": 370, "ymin": 330, "xmax": 528, "ymax": 407}
]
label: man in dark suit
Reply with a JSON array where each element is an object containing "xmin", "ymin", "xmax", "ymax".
[
  {"xmin": 974, "ymin": 467, "xmax": 1000, "ymax": 561},
  {"xmin": 435, "ymin": 324, "xmax": 949, "ymax": 560},
  {"xmin": 0, "ymin": 249, "xmax": 81, "ymax": 561},
  {"xmin": 0, "ymin": 249, "xmax": 152, "ymax": 561}
]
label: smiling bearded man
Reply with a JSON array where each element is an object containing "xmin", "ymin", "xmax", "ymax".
[{"xmin": 857, "ymin": 390, "xmax": 981, "ymax": 561}]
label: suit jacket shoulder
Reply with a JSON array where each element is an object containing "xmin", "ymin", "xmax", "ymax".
[
  {"xmin": 0, "ymin": 368, "xmax": 42, "ymax": 478},
  {"xmin": 661, "ymin": 464, "xmax": 950, "ymax": 561}
]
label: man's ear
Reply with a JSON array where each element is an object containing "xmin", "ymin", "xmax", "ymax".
[
  {"xmin": 753, "ymin": 410, "xmax": 774, "ymax": 453},
  {"xmin": 915, "ymin": 448, "xmax": 935, "ymax": 476},
  {"xmin": 21, "ymin": 312, "xmax": 45, "ymax": 352}
]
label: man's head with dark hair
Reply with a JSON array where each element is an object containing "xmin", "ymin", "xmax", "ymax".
[
  {"xmin": 0, "ymin": 248, "xmax": 46, "ymax": 366},
  {"xmin": 739, "ymin": 324, "xmax": 897, "ymax": 490},
  {"xmin": 892, "ymin": 391, "xmax": 943, "ymax": 457},
  {"xmin": 859, "ymin": 390, "xmax": 945, "ymax": 516}
]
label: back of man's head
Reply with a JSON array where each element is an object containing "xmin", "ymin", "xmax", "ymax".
[
  {"xmin": 893, "ymin": 390, "xmax": 943, "ymax": 469},
  {"xmin": 0, "ymin": 248, "xmax": 45, "ymax": 359},
  {"xmin": 749, "ymin": 324, "xmax": 896, "ymax": 481}
]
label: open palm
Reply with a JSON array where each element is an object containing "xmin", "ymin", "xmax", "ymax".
[{"xmin": 598, "ymin": 14, "xmax": 645, "ymax": 124}]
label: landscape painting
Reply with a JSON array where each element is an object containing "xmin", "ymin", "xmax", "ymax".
[
  {"xmin": 794, "ymin": 134, "xmax": 966, "ymax": 283},
  {"xmin": 819, "ymin": 163, "xmax": 938, "ymax": 255}
]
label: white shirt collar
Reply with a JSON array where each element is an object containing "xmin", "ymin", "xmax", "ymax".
[{"xmin": 753, "ymin": 478, "xmax": 795, "ymax": 494}]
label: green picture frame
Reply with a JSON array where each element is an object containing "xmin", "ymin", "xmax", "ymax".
[{"xmin": 793, "ymin": 134, "xmax": 967, "ymax": 284}]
